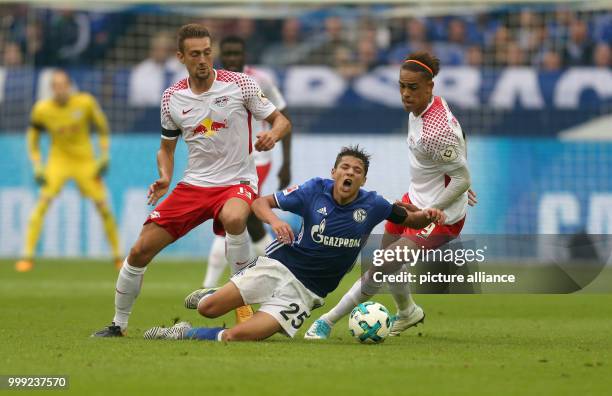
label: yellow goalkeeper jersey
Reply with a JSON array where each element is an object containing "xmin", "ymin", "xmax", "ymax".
[{"xmin": 29, "ymin": 93, "xmax": 109, "ymax": 162}]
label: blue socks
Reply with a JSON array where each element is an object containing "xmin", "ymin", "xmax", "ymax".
[{"xmin": 185, "ymin": 327, "xmax": 225, "ymax": 341}]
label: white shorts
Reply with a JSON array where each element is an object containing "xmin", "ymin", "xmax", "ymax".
[{"xmin": 230, "ymin": 256, "xmax": 324, "ymax": 337}]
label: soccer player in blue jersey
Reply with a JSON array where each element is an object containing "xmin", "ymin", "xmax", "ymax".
[{"xmin": 143, "ymin": 146, "xmax": 445, "ymax": 342}]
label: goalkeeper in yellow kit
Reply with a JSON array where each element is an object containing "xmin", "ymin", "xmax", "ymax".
[{"xmin": 15, "ymin": 70, "xmax": 121, "ymax": 272}]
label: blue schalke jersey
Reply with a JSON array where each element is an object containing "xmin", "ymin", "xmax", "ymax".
[{"xmin": 267, "ymin": 178, "xmax": 393, "ymax": 297}]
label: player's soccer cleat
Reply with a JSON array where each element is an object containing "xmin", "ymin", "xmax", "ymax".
[
  {"xmin": 388, "ymin": 305, "xmax": 425, "ymax": 336},
  {"xmin": 15, "ymin": 259, "xmax": 33, "ymax": 272},
  {"xmin": 304, "ymin": 318, "xmax": 332, "ymax": 340},
  {"xmin": 184, "ymin": 287, "xmax": 219, "ymax": 309},
  {"xmin": 235, "ymin": 305, "xmax": 254, "ymax": 324},
  {"xmin": 143, "ymin": 321, "xmax": 192, "ymax": 340},
  {"xmin": 91, "ymin": 322, "xmax": 126, "ymax": 337}
]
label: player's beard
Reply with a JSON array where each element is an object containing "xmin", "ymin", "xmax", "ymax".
[{"xmin": 193, "ymin": 65, "xmax": 210, "ymax": 81}]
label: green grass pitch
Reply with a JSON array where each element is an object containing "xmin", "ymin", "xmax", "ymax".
[{"xmin": 1, "ymin": 259, "xmax": 610, "ymax": 395}]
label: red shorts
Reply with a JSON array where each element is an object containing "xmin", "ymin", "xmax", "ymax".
[
  {"xmin": 384, "ymin": 193, "xmax": 465, "ymax": 250},
  {"xmin": 144, "ymin": 182, "xmax": 257, "ymax": 239},
  {"xmin": 256, "ymin": 163, "xmax": 272, "ymax": 192}
]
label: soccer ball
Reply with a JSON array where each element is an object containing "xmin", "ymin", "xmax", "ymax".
[{"xmin": 348, "ymin": 301, "xmax": 392, "ymax": 343}]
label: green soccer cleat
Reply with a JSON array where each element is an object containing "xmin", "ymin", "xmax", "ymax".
[
  {"xmin": 184, "ymin": 287, "xmax": 219, "ymax": 309},
  {"xmin": 143, "ymin": 321, "xmax": 192, "ymax": 340}
]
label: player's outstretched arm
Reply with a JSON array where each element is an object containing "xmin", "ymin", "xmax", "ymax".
[
  {"xmin": 394, "ymin": 200, "xmax": 421, "ymax": 213},
  {"xmin": 252, "ymin": 195, "xmax": 294, "ymax": 244},
  {"xmin": 147, "ymin": 138, "xmax": 177, "ymax": 206},
  {"xmin": 431, "ymin": 165, "xmax": 471, "ymax": 210},
  {"xmin": 403, "ymin": 208, "xmax": 446, "ymax": 230},
  {"xmin": 254, "ymin": 110, "xmax": 291, "ymax": 152}
]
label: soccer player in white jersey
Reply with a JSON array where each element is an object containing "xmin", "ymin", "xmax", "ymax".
[
  {"xmin": 93, "ymin": 24, "xmax": 291, "ymax": 337},
  {"xmin": 203, "ymin": 36, "xmax": 292, "ymax": 289},
  {"xmin": 305, "ymin": 51, "xmax": 476, "ymax": 339}
]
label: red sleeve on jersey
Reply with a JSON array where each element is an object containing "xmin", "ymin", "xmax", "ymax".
[
  {"xmin": 216, "ymin": 69, "xmax": 260, "ymax": 101},
  {"xmin": 160, "ymin": 78, "xmax": 188, "ymax": 130},
  {"xmin": 420, "ymin": 96, "xmax": 459, "ymax": 157}
]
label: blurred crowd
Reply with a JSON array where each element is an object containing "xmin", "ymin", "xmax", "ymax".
[{"xmin": 0, "ymin": 4, "xmax": 610, "ymax": 76}]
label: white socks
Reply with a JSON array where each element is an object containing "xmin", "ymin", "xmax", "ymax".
[
  {"xmin": 203, "ymin": 236, "xmax": 227, "ymax": 287},
  {"xmin": 320, "ymin": 266, "xmax": 417, "ymax": 325},
  {"xmin": 225, "ymin": 229, "xmax": 251, "ymax": 274},
  {"xmin": 388, "ymin": 265, "xmax": 416, "ymax": 315},
  {"xmin": 113, "ymin": 259, "xmax": 147, "ymax": 330},
  {"xmin": 204, "ymin": 232, "xmax": 272, "ymax": 287},
  {"xmin": 252, "ymin": 233, "xmax": 273, "ymax": 257},
  {"xmin": 321, "ymin": 277, "xmax": 372, "ymax": 325}
]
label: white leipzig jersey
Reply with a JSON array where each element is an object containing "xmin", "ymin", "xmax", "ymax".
[
  {"xmin": 244, "ymin": 66, "xmax": 287, "ymax": 166},
  {"xmin": 160, "ymin": 69, "xmax": 276, "ymax": 193},
  {"xmin": 407, "ymin": 96, "xmax": 468, "ymax": 224}
]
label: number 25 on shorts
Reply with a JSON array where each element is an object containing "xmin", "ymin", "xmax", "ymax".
[{"xmin": 279, "ymin": 303, "xmax": 311, "ymax": 330}]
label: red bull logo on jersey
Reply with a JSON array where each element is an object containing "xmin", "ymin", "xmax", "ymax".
[{"xmin": 192, "ymin": 118, "xmax": 228, "ymax": 138}]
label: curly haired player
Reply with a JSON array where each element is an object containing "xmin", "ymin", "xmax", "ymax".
[{"xmin": 306, "ymin": 51, "xmax": 476, "ymax": 339}]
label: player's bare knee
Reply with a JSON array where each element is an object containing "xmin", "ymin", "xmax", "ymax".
[
  {"xmin": 197, "ymin": 298, "xmax": 221, "ymax": 318},
  {"xmin": 223, "ymin": 215, "xmax": 247, "ymax": 235},
  {"xmin": 127, "ymin": 244, "xmax": 150, "ymax": 267}
]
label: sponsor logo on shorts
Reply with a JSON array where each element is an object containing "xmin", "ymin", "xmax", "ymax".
[
  {"xmin": 237, "ymin": 187, "xmax": 252, "ymax": 200},
  {"xmin": 353, "ymin": 208, "xmax": 367, "ymax": 223},
  {"xmin": 149, "ymin": 210, "xmax": 161, "ymax": 219}
]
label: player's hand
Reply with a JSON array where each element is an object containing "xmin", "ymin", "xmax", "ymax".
[
  {"xmin": 468, "ymin": 189, "xmax": 478, "ymax": 206},
  {"xmin": 96, "ymin": 154, "xmax": 110, "ymax": 177},
  {"xmin": 277, "ymin": 162, "xmax": 291, "ymax": 190},
  {"xmin": 394, "ymin": 200, "xmax": 421, "ymax": 213},
  {"xmin": 270, "ymin": 219, "xmax": 294, "ymax": 245},
  {"xmin": 147, "ymin": 178, "xmax": 170, "ymax": 206},
  {"xmin": 33, "ymin": 163, "xmax": 46, "ymax": 186},
  {"xmin": 255, "ymin": 130, "xmax": 277, "ymax": 152},
  {"xmin": 424, "ymin": 208, "xmax": 446, "ymax": 225}
]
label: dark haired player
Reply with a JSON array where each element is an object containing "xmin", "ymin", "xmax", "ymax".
[
  {"xmin": 142, "ymin": 146, "xmax": 445, "ymax": 342},
  {"xmin": 203, "ymin": 36, "xmax": 292, "ymax": 290},
  {"xmin": 93, "ymin": 23, "xmax": 291, "ymax": 337},
  {"xmin": 306, "ymin": 51, "xmax": 475, "ymax": 339}
]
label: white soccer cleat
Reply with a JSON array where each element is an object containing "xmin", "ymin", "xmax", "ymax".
[
  {"xmin": 184, "ymin": 287, "xmax": 219, "ymax": 309},
  {"xmin": 143, "ymin": 321, "xmax": 192, "ymax": 340},
  {"xmin": 388, "ymin": 305, "xmax": 425, "ymax": 336}
]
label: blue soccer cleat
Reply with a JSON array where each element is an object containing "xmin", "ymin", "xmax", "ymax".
[{"xmin": 304, "ymin": 318, "xmax": 332, "ymax": 340}]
